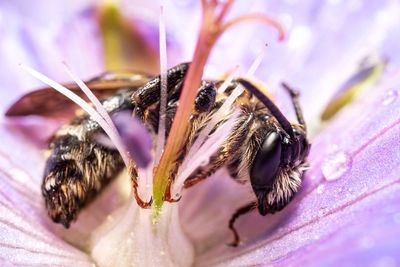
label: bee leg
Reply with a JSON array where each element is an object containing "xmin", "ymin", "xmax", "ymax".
[
  {"xmin": 228, "ymin": 202, "xmax": 256, "ymax": 247},
  {"xmin": 281, "ymin": 82, "xmax": 307, "ymax": 130},
  {"xmin": 130, "ymin": 165, "xmax": 152, "ymax": 208},
  {"xmin": 183, "ymin": 113, "xmax": 254, "ymax": 188},
  {"xmin": 163, "ymin": 179, "xmax": 182, "ymax": 203}
]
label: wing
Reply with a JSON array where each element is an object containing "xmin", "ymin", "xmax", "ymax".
[{"xmin": 5, "ymin": 71, "xmax": 152, "ymax": 119}]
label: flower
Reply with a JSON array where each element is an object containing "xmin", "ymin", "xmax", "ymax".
[{"xmin": 1, "ymin": 0, "xmax": 400, "ymax": 266}]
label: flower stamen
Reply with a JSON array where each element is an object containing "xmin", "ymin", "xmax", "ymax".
[
  {"xmin": 62, "ymin": 62, "xmax": 119, "ymax": 136},
  {"xmin": 155, "ymin": 6, "xmax": 168, "ymax": 165},
  {"xmin": 20, "ymin": 64, "xmax": 131, "ymax": 168}
]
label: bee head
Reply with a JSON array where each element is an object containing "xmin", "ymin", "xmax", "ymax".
[{"xmin": 250, "ymin": 126, "xmax": 310, "ymax": 216}]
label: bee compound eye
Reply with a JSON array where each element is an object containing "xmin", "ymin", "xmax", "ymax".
[{"xmin": 250, "ymin": 131, "xmax": 282, "ymax": 192}]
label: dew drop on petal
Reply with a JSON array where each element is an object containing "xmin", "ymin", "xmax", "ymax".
[
  {"xmin": 382, "ymin": 90, "xmax": 398, "ymax": 106},
  {"xmin": 321, "ymin": 150, "xmax": 353, "ymax": 181}
]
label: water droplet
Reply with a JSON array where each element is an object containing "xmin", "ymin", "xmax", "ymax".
[
  {"xmin": 317, "ymin": 184, "xmax": 325, "ymax": 194},
  {"xmin": 322, "ymin": 150, "xmax": 352, "ymax": 181},
  {"xmin": 382, "ymin": 90, "xmax": 398, "ymax": 106}
]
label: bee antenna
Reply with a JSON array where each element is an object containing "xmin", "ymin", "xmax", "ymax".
[
  {"xmin": 237, "ymin": 79, "xmax": 295, "ymax": 138},
  {"xmin": 281, "ymin": 82, "xmax": 307, "ymax": 131}
]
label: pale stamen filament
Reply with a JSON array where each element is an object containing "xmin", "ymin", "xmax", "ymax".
[
  {"xmin": 155, "ymin": 5, "xmax": 168, "ymax": 165},
  {"xmin": 217, "ymin": 65, "xmax": 239, "ymax": 94},
  {"xmin": 20, "ymin": 64, "xmax": 131, "ymax": 168},
  {"xmin": 62, "ymin": 62, "xmax": 120, "ymax": 137}
]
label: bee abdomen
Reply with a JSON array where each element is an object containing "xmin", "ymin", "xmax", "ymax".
[{"xmin": 42, "ymin": 134, "xmax": 124, "ymax": 227}]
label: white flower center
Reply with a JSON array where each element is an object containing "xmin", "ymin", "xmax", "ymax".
[{"xmin": 90, "ymin": 201, "xmax": 194, "ymax": 267}]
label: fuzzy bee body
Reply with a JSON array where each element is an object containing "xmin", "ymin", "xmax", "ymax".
[
  {"xmin": 42, "ymin": 90, "xmax": 133, "ymax": 226},
  {"xmin": 9, "ymin": 63, "xmax": 310, "ymax": 237}
]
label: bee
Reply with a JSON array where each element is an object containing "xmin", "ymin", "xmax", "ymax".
[{"xmin": 6, "ymin": 63, "xmax": 310, "ymax": 246}]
